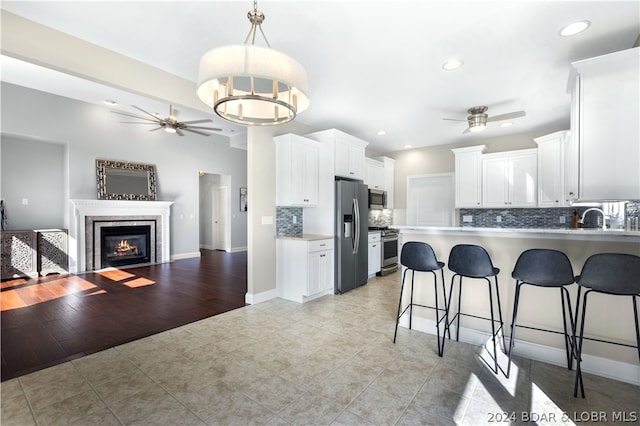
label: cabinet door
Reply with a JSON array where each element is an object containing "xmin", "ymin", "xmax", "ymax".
[
  {"xmin": 365, "ymin": 160, "xmax": 384, "ymax": 190},
  {"xmin": 368, "ymin": 242, "xmax": 380, "ymax": 275},
  {"xmin": 334, "ymin": 139, "xmax": 352, "ymax": 178},
  {"xmin": 455, "ymin": 152, "xmax": 483, "ymax": 207},
  {"xmin": 275, "ymin": 135, "xmax": 319, "ymax": 207},
  {"xmin": 308, "ymin": 249, "xmax": 333, "ymax": 295},
  {"xmin": 307, "ymin": 250, "xmax": 322, "ymax": 296},
  {"xmin": 1, "ymin": 231, "xmax": 38, "ymax": 279},
  {"xmin": 537, "ymin": 135, "xmax": 564, "ymax": 207},
  {"xmin": 482, "ymin": 157, "xmax": 509, "ymax": 207},
  {"xmin": 348, "ymin": 144, "xmax": 365, "ymax": 180},
  {"xmin": 575, "ymin": 48, "xmax": 639, "ymax": 201},
  {"xmin": 510, "ymin": 153, "xmax": 537, "ymax": 207},
  {"xmin": 300, "ymin": 143, "xmax": 319, "ymax": 205}
]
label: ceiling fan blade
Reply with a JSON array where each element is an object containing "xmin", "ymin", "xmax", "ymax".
[
  {"xmin": 132, "ymin": 105, "xmax": 163, "ymax": 121},
  {"xmin": 487, "ymin": 111, "xmax": 526, "ymax": 122},
  {"xmin": 149, "ymin": 126, "xmax": 164, "ymax": 132},
  {"xmin": 443, "ymin": 118, "xmax": 467, "ymax": 122},
  {"xmin": 111, "ymin": 111, "xmax": 160, "ymax": 123},
  {"xmin": 176, "ymin": 128, "xmax": 186, "ymax": 136},
  {"xmin": 119, "ymin": 121, "xmax": 162, "ymax": 125},
  {"xmin": 463, "ymin": 127, "xmax": 471, "ymax": 134},
  {"xmin": 180, "ymin": 119, "xmax": 213, "ymax": 125},
  {"xmin": 182, "ymin": 128, "xmax": 211, "ymax": 137},
  {"xmin": 186, "ymin": 126, "xmax": 222, "ymax": 131}
]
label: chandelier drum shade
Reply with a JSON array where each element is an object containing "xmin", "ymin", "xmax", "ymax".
[
  {"xmin": 196, "ymin": 1, "xmax": 309, "ymax": 126},
  {"xmin": 197, "ymin": 45, "xmax": 309, "ymax": 125}
]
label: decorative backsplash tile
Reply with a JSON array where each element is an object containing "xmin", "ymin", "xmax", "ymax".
[
  {"xmin": 369, "ymin": 209, "xmax": 393, "ymax": 227},
  {"xmin": 275, "ymin": 206, "xmax": 303, "ymax": 235},
  {"xmin": 460, "ymin": 201, "xmax": 640, "ymax": 230}
]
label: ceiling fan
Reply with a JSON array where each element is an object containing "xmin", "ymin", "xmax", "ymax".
[
  {"xmin": 111, "ymin": 105, "xmax": 221, "ymax": 136},
  {"xmin": 443, "ymin": 106, "xmax": 526, "ymax": 134}
]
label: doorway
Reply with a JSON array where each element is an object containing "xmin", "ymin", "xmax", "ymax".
[
  {"xmin": 407, "ymin": 173, "xmax": 455, "ymax": 226},
  {"xmin": 199, "ymin": 173, "xmax": 230, "ymax": 251}
]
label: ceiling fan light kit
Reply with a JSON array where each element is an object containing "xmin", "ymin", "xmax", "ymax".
[
  {"xmin": 196, "ymin": 0, "xmax": 309, "ymax": 126},
  {"xmin": 443, "ymin": 105, "xmax": 526, "ymax": 134}
]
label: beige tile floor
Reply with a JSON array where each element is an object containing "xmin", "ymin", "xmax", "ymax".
[{"xmin": 2, "ymin": 272, "xmax": 638, "ymax": 425}]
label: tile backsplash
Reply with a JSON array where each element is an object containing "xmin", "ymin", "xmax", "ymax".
[
  {"xmin": 460, "ymin": 201, "xmax": 640, "ymax": 229},
  {"xmin": 275, "ymin": 206, "xmax": 303, "ymax": 235}
]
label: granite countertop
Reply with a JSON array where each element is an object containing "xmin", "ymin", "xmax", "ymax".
[{"xmin": 275, "ymin": 234, "xmax": 333, "ymax": 241}]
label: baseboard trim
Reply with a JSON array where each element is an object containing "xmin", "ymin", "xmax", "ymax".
[
  {"xmin": 229, "ymin": 246, "xmax": 247, "ymax": 253},
  {"xmin": 245, "ymin": 289, "xmax": 277, "ymax": 305},
  {"xmin": 171, "ymin": 252, "xmax": 201, "ymax": 261},
  {"xmin": 398, "ymin": 314, "xmax": 640, "ymax": 386}
]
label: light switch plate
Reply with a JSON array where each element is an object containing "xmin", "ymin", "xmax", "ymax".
[
  {"xmin": 496, "ymin": 215, "xmax": 502, "ymax": 223},
  {"xmin": 462, "ymin": 215, "xmax": 473, "ymax": 223}
]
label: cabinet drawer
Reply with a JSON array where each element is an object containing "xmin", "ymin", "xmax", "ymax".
[
  {"xmin": 368, "ymin": 232, "xmax": 381, "ymax": 243},
  {"xmin": 308, "ymin": 239, "xmax": 333, "ymax": 253}
]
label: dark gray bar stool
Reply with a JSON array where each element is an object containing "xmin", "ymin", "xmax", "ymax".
[
  {"xmin": 507, "ymin": 249, "xmax": 576, "ymax": 378},
  {"xmin": 444, "ymin": 244, "xmax": 505, "ymax": 373},
  {"xmin": 393, "ymin": 241, "xmax": 448, "ymax": 356},
  {"xmin": 573, "ymin": 253, "xmax": 640, "ymax": 398}
]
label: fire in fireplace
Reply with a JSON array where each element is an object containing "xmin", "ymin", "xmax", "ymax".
[{"xmin": 100, "ymin": 225, "xmax": 152, "ymax": 268}]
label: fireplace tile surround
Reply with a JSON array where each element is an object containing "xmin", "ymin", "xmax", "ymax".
[{"xmin": 70, "ymin": 199, "xmax": 173, "ymax": 273}]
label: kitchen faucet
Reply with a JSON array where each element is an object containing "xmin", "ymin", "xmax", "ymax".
[{"xmin": 579, "ymin": 208, "xmax": 608, "ymax": 230}]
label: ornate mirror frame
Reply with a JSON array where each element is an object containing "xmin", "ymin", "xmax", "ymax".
[{"xmin": 96, "ymin": 159, "xmax": 157, "ymax": 201}]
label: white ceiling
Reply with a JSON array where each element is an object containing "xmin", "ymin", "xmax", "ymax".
[{"xmin": 2, "ymin": 1, "xmax": 639, "ymax": 154}]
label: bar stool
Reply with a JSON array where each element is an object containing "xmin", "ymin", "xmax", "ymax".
[
  {"xmin": 573, "ymin": 253, "xmax": 640, "ymax": 398},
  {"xmin": 393, "ymin": 241, "xmax": 448, "ymax": 356},
  {"xmin": 444, "ymin": 244, "xmax": 505, "ymax": 373},
  {"xmin": 506, "ymin": 249, "xmax": 576, "ymax": 378}
]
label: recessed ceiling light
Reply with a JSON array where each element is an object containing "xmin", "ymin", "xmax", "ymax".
[
  {"xmin": 103, "ymin": 99, "xmax": 117, "ymax": 105},
  {"xmin": 377, "ymin": 130, "xmax": 386, "ymax": 136},
  {"xmin": 404, "ymin": 144, "xmax": 413, "ymax": 149},
  {"xmin": 500, "ymin": 122, "xmax": 513, "ymax": 127},
  {"xmin": 560, "ymin": 20, "xmax": 590, "ymax": 36},
  {"xmin": 442, "ymin": 58, "xmax": 463, "ymax": 71}
]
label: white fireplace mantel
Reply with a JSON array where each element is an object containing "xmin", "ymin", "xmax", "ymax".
[{"xmin": 69, "ymin": 199, "xmax": 173, "ymax": 273}]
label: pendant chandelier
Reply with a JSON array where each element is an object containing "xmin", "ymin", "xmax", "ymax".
[{"xmin": 196, "ymin": 1, "xmax": 309, "ymax": 126}]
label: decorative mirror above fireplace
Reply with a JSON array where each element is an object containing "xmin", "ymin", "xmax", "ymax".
[{"xmin": 96, "ymin": 159, "xmax": 157, "ymax": 201}]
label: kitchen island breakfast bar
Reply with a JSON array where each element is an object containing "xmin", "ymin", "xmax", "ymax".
[{"xmin": 392, "ymin": 226, "xmax": 640, "ymax": 385}]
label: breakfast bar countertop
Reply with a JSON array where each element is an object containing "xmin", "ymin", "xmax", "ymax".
[{"xmin": 391, "ymin": 225, "xmax": 640, "ymax": 242}]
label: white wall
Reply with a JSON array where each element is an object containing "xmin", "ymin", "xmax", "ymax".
[
  {"xmin": 1, "ymin": 82, "xmax": 248, "ymax": 268},
  {"xmin": 1, "ymin": 135, "xmax": 66, "ymax": 229}
]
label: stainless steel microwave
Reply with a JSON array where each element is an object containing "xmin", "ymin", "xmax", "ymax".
[{"xmin": 368, "ymin": 189, "xmax": 387, "ymax": 210}]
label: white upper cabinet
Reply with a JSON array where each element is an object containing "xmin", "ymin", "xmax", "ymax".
[
  {"xmin": 306, "ymin": 129, "xmax": 368, "ymax": 180},
  {"xmin": 365, "ymin": 158, "xmax": 385, "ymax": 190},
  {"xmin": 375, "ymin": 156, "xmax": 395, "ymax": 209},
  {"xmin": 274, "ymin": 133, "xmax": 319, "ymax": 207},
  {"xmin": 570, "ymin": 47, "xmax": 640, "ymax": 201},
  {"xmin": 535, "ymin": 130, "xmax": 569, "ymax": 207},
  {"xmin": 452, "ymin": 145, "xmax": 486, "ymax": 208},
  {"xmin": 482, "ymin": 149, "xmax": 537, "ymax": 207}
]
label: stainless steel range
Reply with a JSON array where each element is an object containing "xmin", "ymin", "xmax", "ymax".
[{"xmin": 369, "ymin": 226, "xmax": 399, "ymax": 276}]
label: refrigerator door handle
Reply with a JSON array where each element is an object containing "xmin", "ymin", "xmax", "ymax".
[{"xmin": 353, "ymin": 198, "xmax": 360, "ymax": 254}]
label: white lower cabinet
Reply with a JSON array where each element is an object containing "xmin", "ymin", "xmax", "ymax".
[
  {"xmin": 367, "ymin": 232, "xmax": 381, "ymax": 276},
  {"xmin": 276, "ymin": 238, "xmax": 334, "ymax": 303}
]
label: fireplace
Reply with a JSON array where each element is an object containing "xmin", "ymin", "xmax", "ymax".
[
  {"xmin": 70, "ymin": 199, "xmax": 173, "ymax": 273},
  {"xmin": 100, "ymin": 225, "xmax": 152, "ymax": 268}
]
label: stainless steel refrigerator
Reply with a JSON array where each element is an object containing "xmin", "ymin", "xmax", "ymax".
[{"xmin": 335, "ymin": 179, "xmax": 368, "ymax": 294}]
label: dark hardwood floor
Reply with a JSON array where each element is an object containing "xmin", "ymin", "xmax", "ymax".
[{"xmin": 1, "ymin": 249, "xmax": 247, "ymax": 381}]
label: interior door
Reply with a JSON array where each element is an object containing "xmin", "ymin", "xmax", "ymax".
[{"xmin": 213, "ymin": 186, "xmax": 229, "ymax": 251}]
